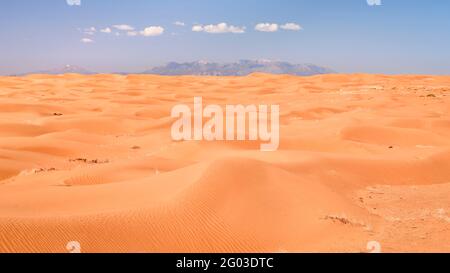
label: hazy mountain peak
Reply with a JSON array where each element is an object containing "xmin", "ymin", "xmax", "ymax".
[
  {"xmin": 144, "ymin": 60, "xmax": 335, "ymax": 76},
  {"xmin": 25, "ymin": 65, "xmax": 94, "ymax": 75}
]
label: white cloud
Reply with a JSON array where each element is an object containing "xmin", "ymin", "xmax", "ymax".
[
  {"xmin": 255, "ymin": 23, "xmax": 279, "ymax": 32},
  {"xmin": 100, "ymin": 27, "xmax": 112, "ymax": 33},
  {"xmin": 113, "ymin": 24, "xmax": 135, "ymax": 31},
  {"xmin": 81, "ymin": 38, "xmax": 93, "ymax": 43},
  {"xmin": 192, "ymin": 25, "xmax": 204, "ymax": 32},
  {"xmin": 127, "ymin": 31, "xmax": 138, "ymax": 37},
  {"xmin": 140, "ymin": 26, "xmax": 164, "ymax": 37},
  {"xmin": 280, "ymin": 23, "xmax": 302, "ymax": 31},
  {"xmin": 367, "ymin": 0, "xmax": 382, "ymax": 6},
  {"xmin": 192, "ymin": 23, "xmax": 245, "ymax": 34},
  {"xmin": 84, "ymin": 27, "xmax": 96, "ymax": 35},
  {"xmin": 174, "ymin": 21, "xmax": 185, "ymax": 27},
  {"xmin": 66, "ymin": 0, "xmax": 81, "ymax": 6}
]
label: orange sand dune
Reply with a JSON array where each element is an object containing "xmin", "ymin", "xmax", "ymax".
[{"xmin": 0, "ymin": 73, "xmax": 449, "ymax": 253}]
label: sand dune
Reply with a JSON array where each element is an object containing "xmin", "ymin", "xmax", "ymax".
[{"xmin": 0, "ymin": 73, "xmax": 449, "ymax": 253}]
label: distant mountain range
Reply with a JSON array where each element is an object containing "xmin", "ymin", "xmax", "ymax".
[
  {"xmin": 143, "ymin": 60, "xmax": 335, "ymax": 76},
  {"xmin": 18, "ymin": 60, "xmax": 335, "ymax": 76},
  {"xmin": 29, "ymin": 65, "xmax": 95, "ymax": 75}
]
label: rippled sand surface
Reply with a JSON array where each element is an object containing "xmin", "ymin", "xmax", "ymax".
[{"xmin": 0, "ymin": 73, "xmax": 449, "ymax": 253}]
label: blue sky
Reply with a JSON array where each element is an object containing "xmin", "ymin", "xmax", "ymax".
[{"xmin": 1, "ymin": 0, "xmax": 449, "ymax": 75}]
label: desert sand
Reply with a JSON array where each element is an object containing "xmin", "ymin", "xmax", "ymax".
[{"xmin": 0, "ymin": 73, "xmax": 449, "ymax": 253}]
